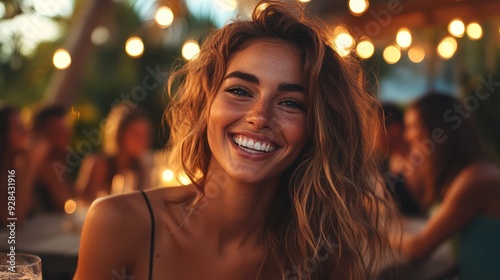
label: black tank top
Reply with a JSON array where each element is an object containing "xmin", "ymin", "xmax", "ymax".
[{"xmin": 140, "ymin": 190, "xmax": 155, "ymax": 280}]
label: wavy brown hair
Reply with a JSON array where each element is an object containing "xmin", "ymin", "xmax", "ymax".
[{"xmin": 165, "ymin": 1, "xmax": 397, "ymax": 278}]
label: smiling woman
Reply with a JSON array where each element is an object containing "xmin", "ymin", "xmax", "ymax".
[{"xmin": 74, "ymin": 1, "xmax": 398, "ymax": 279}]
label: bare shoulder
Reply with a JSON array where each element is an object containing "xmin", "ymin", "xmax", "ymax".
[{"xmin": 453, "ymin": 161, "xmax": 500, "ymax": 191}]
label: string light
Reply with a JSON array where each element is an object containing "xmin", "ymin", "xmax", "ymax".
[
  {"xmin": 162, "ymin": 169, "xmax": 174, "ymax": 182},
  {"xmin": 466, "ymin": 22, "xmax": 483, "ymax": 40},
  {"xmin": 448, "ymin": 19, "xmax": 465, "ymax": 38},
  {"xmin": 396, "ymin": 28, "xmax": 412, "ymax": 49},
  {"xmin": 408, "ymin": 46, "xmax": 425, "ymax": 63},
  {"xmin": 125, "ymin": 36, "xmax": 144, "ymax": 58},
  {"xmin": 348, "ymin": 0, "xmax": 369, "ymax": 16},
  {"xmin": 91, "ymin": 26, "xmax": 110, "ymax": 45},
  {"xmin": 356, "ymin": 39, "xmax": 374, "ymax": 59},
  {"xmin": 53, "ymin": 48, "xmax": 71, "ymax": 69},
  {"xmin": 182, "ymin": 40, "xmax": 200, "ymax": 60},
  {"xmin": 437, "ymin": 36, "xmax": 457, "ymax": 59},
  {"xmin": 155, "ymin": 6, "xmax": 174, "ymax": 28},
  {"xmin": 64, "ymin": 199, "xmax": 77, "ymax": 214},
  {"xmin": 334, "ymin": 31, "xmax": 354, "ymax": 57},
  {"xmin": 383, "ymin": 45, "xmax": 401, "ymax": 64}
]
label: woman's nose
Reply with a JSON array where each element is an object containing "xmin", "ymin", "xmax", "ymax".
[{"xmin": 245, "ymin": 101, "xmax": 272, "ymax": 129}]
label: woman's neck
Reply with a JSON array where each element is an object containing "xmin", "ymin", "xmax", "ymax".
[{"xmin": 189, "ymin": 160, "xmax": 280, "ymax": 252}]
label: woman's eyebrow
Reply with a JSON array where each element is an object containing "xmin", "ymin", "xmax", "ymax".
[
  {"xmin": 224, "ymin": 70, "xmax": 304, "ymax": 92},
  {"xmin": 224, "ymin": 71, "xmax": 259, "ymax": 84},
  {"xmin": 277, "ymin": 82, "xmax": 304, "ymax": 92}
]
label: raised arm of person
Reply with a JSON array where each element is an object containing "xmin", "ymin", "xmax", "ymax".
[
  {"xmin": 400, "ymin": 162, "xmax": 499, "ymax": 262},
  {"xmin": 75, "ymin": 155, "xmax": 109, "ymax": 203}
]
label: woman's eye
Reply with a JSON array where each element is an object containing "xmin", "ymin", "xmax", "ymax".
[
  {"xmin": 225, "ymin": 87, "xmax": 251, "ymax": 97},
  {"xmin": 280, "ymin": 99, "xmax": 305, "ymax": 111}
]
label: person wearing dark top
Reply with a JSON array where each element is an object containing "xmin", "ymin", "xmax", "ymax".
[
  {"xmin": 30, "ymin": 105, "xmax": 74, "ymax": 213},
  {"xmin": 380, "ymin": 103, "xmax": 421, "ymax": 216}
]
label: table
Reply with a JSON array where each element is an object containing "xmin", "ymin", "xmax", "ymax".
[{"xmin": 0, "ymin": 210, "xmax": 86, "ymax": 279}]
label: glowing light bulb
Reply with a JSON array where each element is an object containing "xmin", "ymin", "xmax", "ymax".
[
  {"xmin": 155, "ymin": 6, "xmax": 174, "ymax": 28},
  {"xmin": 125, "ymin": 36, "xmax": 144, "ymax": 58},
  {"xmin": 182, "ymin": 40, "xmax": 200, "ymax": 60},
  {"xmin": 349, "ymin": 0, "xmax": 369, "ymax": 16},
  {"xmin": 466, "ymin": 22, "xmax": 483, "ymax": 40},
  {"xmin": 383, "ymin": 45, "xmax": 401, "ymax": 64},
  {"xmin": 53, "ymin": 48, "xmax": 71, "ymax": 69},
  {"xmin": 408, "ymin": 46, "xmax": 425, "ymax": 63},
  {"xmin": 162, "ymin": 169, "xmax": 174, "ymax": 182},
  {"xmin": 396, "ymin": 28, "xmax": 412, "ymax": 49},
  {"xmin": 334, "ymin": 32, "xmax": 354, "ymax": 57},
  {"xmin": 448, "ymin": 19, "xmax": 465, "ymax": 38},
  {"xmin": 437, "ymin": 36, "xmax": 457, "ymax": 60},
  {"xmin": 356, "ymin": 40, "xmax": 374, "ymax": 59},
  {"xmin": 64, "ymin": 199, "xmax": 77, "ymax": 214}
]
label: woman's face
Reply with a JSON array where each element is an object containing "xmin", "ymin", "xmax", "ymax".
[
  {"xmin": 121, "ymin": 119, "xmax": 151, "ymax": 158},
  {"xmin": 207, "ymin": 40, "xmax": 308, "ymax": 184},
  {"xmin": 9, "ymin": 112, "xmax": 29, "ymax": 152},
  {"xmin": 404, "ymin": 108, "xmax": 427, "ymax": 152}
]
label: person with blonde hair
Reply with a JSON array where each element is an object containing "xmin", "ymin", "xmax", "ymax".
[{"xmin": 75, "ymin": 1, "xmax": 397, "ymax": 279}]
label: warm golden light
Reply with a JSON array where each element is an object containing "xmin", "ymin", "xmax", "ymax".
[
  {"xmin": 437, "ymin": 36, "xmax": 457, "ymax": 60},
  {"xmin": 64, "ymin": 199, "xmax": 77, "ymax": 214},
  {"xmin": 162, "ymin": 169, "xmax": 174, "ymax": 182},
  {"xmin": 383, "ymin": 45, "xmax": 401, "ymax": 64},
  {"xmin": 182, "ymin": 40, "xmax": 200, "ymax": 60},
  {"xmin": 155, "ymin": 6, "xmax": 174, "ymax": 28},
  {"xmin": 408, "ymin": 46, "xmax": 425, "ymax": 63},
  {"xmin": 396, "ymin": 28, "xmax": 412, "ymax": 49},
  {"xmin": 334, "ymin": 33, "xmax": 354, "ymax": 57},
  {"xmin": 178, "ymin": 173, "xmax": 191, "ymax": 185},
  {"xmin": 53, "ymin": 48, "xmax": 71, "ymax": 69},
  {"xmin": 348, "ymin": 0, "xmax": 369, "ymax": 16},
  {"xmin": 356, "ymin": 40, "xmax": 374, "ymax": 59},
  {"xmin": 125, "ymin": 36, "xmax": 144, "ymax": 58},
  {"xmin": 448, "ymin": 19, "xmax": 465, "ymax": 38},
  {"xmin": 298, "ymin": 0, "xmax": 311, "ymax": 2},
  {"xmin": 466, "ymin": 22, "xmax": 483, "ymax": 40}
]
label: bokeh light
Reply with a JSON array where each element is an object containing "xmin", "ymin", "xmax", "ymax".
[
  {"xmin": 349, "ymin": 0, "xmax": 369, "ymax": 16},
  {"xmin": 182, "ymin": 40, "xmax": 200, "ymax": 60},
  {"xmin": 91, "ymin": 26, "xmax": 109, "ymax": 45},
  {"xmin": 383, "ymin": 45, "xmax": 401, "ymax": 64},
  {"xmin": 64, "ymin": 199, "xmax": 77, "ymax": 214},
  {"xmin": 334, "ymin": 32, "xmax": 354, "ymax": 57},
  {"xmin": 356, "ymin": 40, "xmax": 374, "ymax": 59},
  {"xmin": 178, "ymin": 173, "xmax": 191, "ymax": 185},
  {"xmin": 437, "ymin": 36, "xmax": 457, "ymax": 59},
  {"xmin": 448, "ymin": 19, "xmax": 465, "ymax": 38},
  {"xmin": 155, "ymin": 6, "xmax": 174, "ymax": 28},
  {"xmin": 408, "ymin": 46, "xmax": 425, "ymax": 63},
  {"xmin": 396, "ymin": 28, "xmax": 412, "ymax": 49},
  {"xmin": 53, "ymin": 48, "xmax": 71, "ymax": 69},
  {"xmin": 466, "ymin": 22, "xmax": 483, "ymax": 40},
  {"xmin": 162, "ymin": 169, "xmax": 175, "ymax": 183},
  {"xmin": 125, "ymin": 36, "xmax": 144, "ymax": 58}
]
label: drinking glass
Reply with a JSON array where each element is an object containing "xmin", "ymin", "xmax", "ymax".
[{"xmin": 0, "ymin": 253, "xmax": 42, "ymax": 280}]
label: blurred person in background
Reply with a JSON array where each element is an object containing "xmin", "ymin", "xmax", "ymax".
[
  {"xmin": 75, "ymin": 103, "xmax": 152, "ymax": 203},
  {"xmin": 30, "ymin": 105, "xmax": 74, "ymax": 213},
  {"xmin": 398, "ymin": 93, "xmax": 500, "ymax": 279},
  {"xmin": 0, "ymin": 104, "xmax": 48, "ymax": 224},
  {"xmin": 380, "ymin": 103, "xmax": 421, "ymax": 216}
]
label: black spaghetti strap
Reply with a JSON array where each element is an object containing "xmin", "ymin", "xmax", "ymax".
[{"xmin": 140, "ymin": 190, "xmax": 155, "ymax": 280}]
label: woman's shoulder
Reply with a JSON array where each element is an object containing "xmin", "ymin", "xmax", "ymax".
[{"xmin": 451, "ymin": 161, "xmax": 500, "ymax": 194}]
